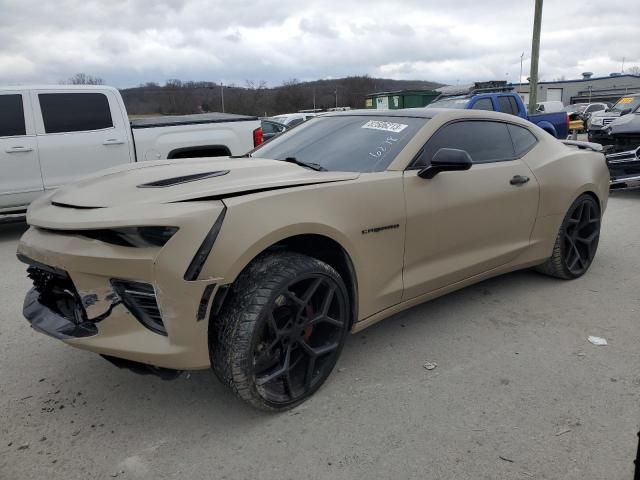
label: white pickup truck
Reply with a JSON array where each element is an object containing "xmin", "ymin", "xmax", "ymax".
[{"xmin": 0, "ymin": 85, "xmax": 262, "ymax": 215}]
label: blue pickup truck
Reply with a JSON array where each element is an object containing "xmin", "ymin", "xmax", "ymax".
[{"xmin": 426, "ymin": 90, "xmax": 569, "ymax": 139}]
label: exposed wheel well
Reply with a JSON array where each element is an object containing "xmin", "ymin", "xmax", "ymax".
[
  {"xmin": 225, "ymin": 234, "xmax": 358, "ymax": 328},
  {"xmin": 168, "ymin": 145, "xmax": 231, "ymax": 159}
]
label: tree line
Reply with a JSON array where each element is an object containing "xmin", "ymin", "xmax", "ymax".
[{"xmin": 114, "ymin": 76, "xmax": 442, "ymax": 116}]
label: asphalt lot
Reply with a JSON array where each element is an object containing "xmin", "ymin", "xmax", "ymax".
[{"xmin": 1, "ymin": 190, "xmax": 639, "ymax": 480}]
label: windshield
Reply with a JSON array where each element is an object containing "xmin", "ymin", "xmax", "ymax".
[
  {"xmin": 251, "ymin": 115, "xmax": 428, "ymax": 172},
  {"xmin": 610, "ymin": 96, "xmax": 640, "ymax": 113},
  {"xmin": 426, "ymin": 97, "xmax": 470, "ymax": 109}
]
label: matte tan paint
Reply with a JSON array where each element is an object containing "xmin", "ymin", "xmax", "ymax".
[{"xmin": 17, "ymin": 109, "xmax": 610, "ymax": 370}]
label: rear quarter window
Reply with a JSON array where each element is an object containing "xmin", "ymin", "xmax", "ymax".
[
  {"xmin": 0, "ymin": 94, "xmax": 26, "ymax": 137},
  {"xmin": 39, "ymin": 92, "xmax": 113, "ymax": 134},
  {"xmin": 507, "ymin": 124, "xmax": 538, "ymax": 156}
]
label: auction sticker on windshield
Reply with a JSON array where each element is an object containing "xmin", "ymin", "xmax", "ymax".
[{"xmin": 362, "ymin": 120, "xmax": 408, "ymax": 133}]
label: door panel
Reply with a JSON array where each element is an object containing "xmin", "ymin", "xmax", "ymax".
[
  {"xmin": 0, "ymin": 92, "xmax": 43, "ymax": 209},
  {"xmin": 402, "ymin": 160, "xmax": 539, "ymax": 300},
  {"xmin": 32, "ymin": 90, "xmax": 132, "ymax": 189}
]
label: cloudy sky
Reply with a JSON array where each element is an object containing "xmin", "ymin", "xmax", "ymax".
[{"xmin": 0, "ymin": 0, "xmax": 638, "ymax": 88}]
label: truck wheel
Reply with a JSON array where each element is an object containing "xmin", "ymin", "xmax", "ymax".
[
  {"xmin": 210, "ymin": 252, "xmax": 350, "ymax": 411},
  {"xmin": 535, "ymin": 194, "xmax": 601, "ymax": 279}
]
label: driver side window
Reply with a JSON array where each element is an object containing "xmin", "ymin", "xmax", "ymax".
[{"xmin": 413, "ymin": 121, "xmax": 515, "ymax": 167}]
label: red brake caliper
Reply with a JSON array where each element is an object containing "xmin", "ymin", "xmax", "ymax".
[{"xmin": 304, "ymin": 305, "xmax": 314, "ymax": 341}]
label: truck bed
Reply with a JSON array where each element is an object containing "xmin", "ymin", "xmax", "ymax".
[{"xmin": 130, "ymin": 112, "xmax": 259, "ymax": 129}]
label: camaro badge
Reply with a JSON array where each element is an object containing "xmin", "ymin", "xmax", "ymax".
[{"xmin": 362, "ymin": 224, "xmax": 400, "ymax": 235}]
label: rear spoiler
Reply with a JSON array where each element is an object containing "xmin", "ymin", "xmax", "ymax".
[{"xmin": 561, "ymin": 140, "xmax": 603, "ymax": 152}]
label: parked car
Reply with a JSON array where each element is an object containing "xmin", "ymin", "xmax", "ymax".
[
  {"xmin": 535, "ymin": 101, "xmax": 564, "ymax": 113},
  {"xmin": 0, "ymin": 85, "xmax": 262, "ymax": 216},
  {"xmin": 588, "ymin": 94, "xmax": 640, "ymax": 145},
  {"xmin": 603, "ymin": 112, "xmax": 640, "ymax": 188},
  {"xmin": 260, "ymin": 118, "xmax": 289, "ymax": 142},
  {"xmin": 426, "ymin": 89, "xmax": 569, "ymax": 138},
  {"xmin": 269, "ymin": 112, "xmax": 316, "ymax": 127},
  {"xmin": 576, "ymin": 102, "xmax": 609, "ymax": 118},
  {"xmin": 17, "ymin": 108, "xmax": 609, "ymax": 410},
  {"xmin": 564, "ymin": 102, "xmax": 610, "ymax": 130}
]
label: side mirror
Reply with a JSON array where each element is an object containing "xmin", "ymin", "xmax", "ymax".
[
  {"xmin": 620, "ymin": 108, "xmax": 632, "ymax": 116},
  {"xmin": 418, "ymin": 148, "xmax": 473, "ymax": 179}
]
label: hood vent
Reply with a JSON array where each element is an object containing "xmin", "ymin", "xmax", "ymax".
[
  {"xmin": 137, "ymin": 170, "xmax": 229, "ymax": 188},
  {"xmin": 51, "ymin": 201, "xmax": 103, "ymax": 210}
]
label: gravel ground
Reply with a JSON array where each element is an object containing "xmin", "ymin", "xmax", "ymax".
[{"xmin": 1, "ymin": 190, "xmax": 639, "ymax": 480}]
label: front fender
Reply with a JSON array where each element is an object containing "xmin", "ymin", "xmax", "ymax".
[{"xmin": 197, "ymin": 173, "xmax": 407, "ymax": 319}]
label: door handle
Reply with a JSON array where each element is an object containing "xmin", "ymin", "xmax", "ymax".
[
  {"xmin": 102, "ymin": 139, "xmax": 125, "ymax": 145},
  {"xmin": 5, "ymin": 146, "xmax": 33, "ymax": 153},
  {"xmin": 510, "ymin": 175, "xmax": 530, "ymax": 186}
]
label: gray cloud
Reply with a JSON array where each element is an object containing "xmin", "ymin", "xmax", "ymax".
[{"xmin": 0, "ymin": 0, "xmax": 638, "ymax": 87}]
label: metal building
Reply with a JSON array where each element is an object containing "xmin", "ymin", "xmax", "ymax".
[{"xmin": 512, "ymin": 73, "xmax": 640, "ymax": 105}]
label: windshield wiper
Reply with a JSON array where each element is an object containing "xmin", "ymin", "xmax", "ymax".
[{"xmin": 280, "ymin": 157, "xmax": 327, "ymax": 171}]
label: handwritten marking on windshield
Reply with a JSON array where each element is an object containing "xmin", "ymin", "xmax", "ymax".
[{"xmin": 369, "ymin": 136, "xmax": 399, "ymax": 159}]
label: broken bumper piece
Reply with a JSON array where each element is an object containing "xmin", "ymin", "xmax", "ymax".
[{"xmin": 23, "ymin": 288, "xmax": 98, "ymax": 340}]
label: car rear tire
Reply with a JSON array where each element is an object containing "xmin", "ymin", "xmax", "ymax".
[
  {"xmin": 210, "ymin": 251, "xmax": 350, "ymax": 411},
  {"xmin": 535, "ymin": 193, "xmax": 601, "ymax": 279}
]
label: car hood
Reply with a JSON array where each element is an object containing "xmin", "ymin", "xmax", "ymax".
[
  {"xmin": 605, "ymin": 113, "xmax": 640, "ymax": 135},
  {"xmin": 48, "ymin": 157, "xmax": 360, "ymax": 208},
  {"xmin": 591, "ymin": 110, "xmax": 620, "ymax": 119}
]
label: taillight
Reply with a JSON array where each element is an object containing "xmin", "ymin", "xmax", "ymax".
[{"xmin": 253, "ymin": 127, "xmax": 264, "ymax": 147}]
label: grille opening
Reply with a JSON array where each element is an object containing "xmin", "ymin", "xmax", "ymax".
[{"xmin": 111, "ymin": 280, "xmax": 166, "ymax": 336}]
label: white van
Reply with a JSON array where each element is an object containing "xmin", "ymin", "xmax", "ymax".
[{"xmin": 535, "ymin": 101, "xmax": 564, "ymax": 113}]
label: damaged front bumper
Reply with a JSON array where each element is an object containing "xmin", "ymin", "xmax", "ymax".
[
  {"xmin": 17, "ymin": 199, "xmax": 227, "ymax": 370},
  {"xmin": 606, "ymin": 146, "xmax": 640, "ymax": 188}
]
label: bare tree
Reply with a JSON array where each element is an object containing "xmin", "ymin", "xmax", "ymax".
[
  {"xmin": 628, "ymin": 66, "xmax": 640, "ymax": 76},
  {"xmin": 62, "ymin": 73, "xmax": 104, "ymax": 85}
]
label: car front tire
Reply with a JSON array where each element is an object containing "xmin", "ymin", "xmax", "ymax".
[{"xmin": 210, "ymin": 251, "xmax": 350, "ymax": 411}]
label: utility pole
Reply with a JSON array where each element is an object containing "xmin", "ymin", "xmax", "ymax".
[
  {"xmin": 334, "ymin": 88, "xmax": 338, "ymax": 108},
  {"xmin": 220, "ymin": 82, "xmax": 225, "ymax": 113},
  {"xmin": 527, "ymin": 0, "xmax": 543, "ymax": 114}
]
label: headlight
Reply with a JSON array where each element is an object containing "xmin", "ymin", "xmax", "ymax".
[
  {"xmin": 77, "ymin": 226, "xmax": 179, "ymax": 248},
  {"xmin": 590, "ymin": 117, "xmax": 604, "ymax": 126}
]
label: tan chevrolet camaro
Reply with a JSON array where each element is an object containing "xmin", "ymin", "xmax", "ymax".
[{"xmin": 17, "ymin": 109, "xmax": 609, "ymax": 410}]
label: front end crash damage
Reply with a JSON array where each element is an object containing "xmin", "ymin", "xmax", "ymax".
[
  {"xmin": 606, "ymin": 146, "xmax": 640, "ymax": 188},
  {"xmin": 17, "ymin": 199, "xmax": 228, "ymax": 371}
]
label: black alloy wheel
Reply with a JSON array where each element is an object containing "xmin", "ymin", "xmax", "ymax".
[
  {"xmin": 536, "ymin": 194, "xmax": 601, "ymax": 279},
  {"xmin": 563, "ymin": 196, "xmax": 601, "ymax": 276},
  {"xmin": 252, "ymin": 274, "xmax": 347, "ymax": 404},
  {"xmin": 211, "ymin": 252, "xmax": 350, "ymax": 411}
]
